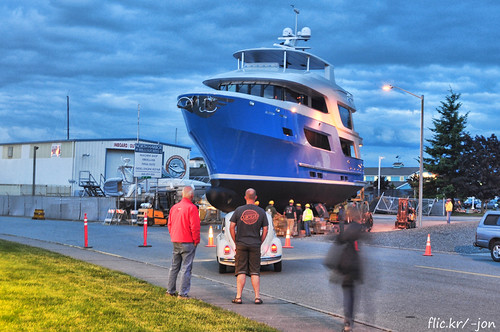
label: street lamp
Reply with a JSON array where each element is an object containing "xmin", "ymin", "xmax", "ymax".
[
  {"xmin": 378, "ymin": 156, "xmax": 385, "ymax": 197},
  {"xmin": 383, "ymin": 84, "xmax": 424, "ymax": 228},
  {"xmin": 32, "ymin": 146, "xmax": 39, "ymax": 196}
]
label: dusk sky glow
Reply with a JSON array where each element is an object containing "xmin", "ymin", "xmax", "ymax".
[{"xmin": 1, "ymin": 1, "xmax": 499, "ymax": 167}]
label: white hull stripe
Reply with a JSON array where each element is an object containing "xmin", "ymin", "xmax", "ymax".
[
  {"xmin": 298, "ymin": 162, "xmax": 362, "ymax": 175},
  {"xmin": 210, "ymin": 173, "xmax": 364, "ymax": 186}
]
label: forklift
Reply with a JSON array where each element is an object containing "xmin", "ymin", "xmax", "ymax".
[
  {"xmin": 395, "ymin": 198, "xmax": 416, "ymax": 229},
  {"xmin": 136, "ymin": 190, "xmax": 176, "ymax": 226}
]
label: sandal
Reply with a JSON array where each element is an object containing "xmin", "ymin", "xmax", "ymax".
[
  {"xmin": 254, "ymin": 298, "xmax": 263, "ymax": 304},
  {"xmin": 231, "ymin": 297, "xmax": 242, "ymax": 304}
]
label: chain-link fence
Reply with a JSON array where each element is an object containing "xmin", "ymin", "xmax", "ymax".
[{"xmin": 374, "ymin": 193, "xmax": 441, "ymax": 215}]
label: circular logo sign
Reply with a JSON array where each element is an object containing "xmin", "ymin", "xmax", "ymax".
[
  {"xmin": 165, "ymin": 155, "xmax": 186, "ymax": 178},
  {"xmin": 241, "ymin": 209, "xmax": 259, "ymax": 225}
]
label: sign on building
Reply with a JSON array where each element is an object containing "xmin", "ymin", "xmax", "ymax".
[{"xmin": 134, "ymin": 143, "xmax": 163, "ymax": 178}]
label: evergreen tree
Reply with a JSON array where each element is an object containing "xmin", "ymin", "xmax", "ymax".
[
  {"xmin": 370, "ymin": 176, "xmax": 392, "ymax": 196},
  {"xmin": 455, "ymin": 134, "xmax": 500, "ymax": 212},
  {"xmin": 424, "ymin": 90, "xmax": 468, "ymax": 200}
]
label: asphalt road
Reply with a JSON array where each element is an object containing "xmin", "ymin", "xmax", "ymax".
[{"xmin": 1, "ymin": 216, "xmax": 499, "ymax": 332}]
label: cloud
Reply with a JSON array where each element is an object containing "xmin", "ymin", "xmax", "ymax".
[{"xmin": 1, "ymin": 0, "xmax": 499, "ymax": 168}]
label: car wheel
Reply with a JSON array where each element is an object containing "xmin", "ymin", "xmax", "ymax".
[
  {"xmin": 218, "ymin": 262, "xmax": 227, "ymax": 273},
  {"xmin": 491, "ymin": 241, "xmax": 500, "ymax": 262},
  {"xmin": 274, "ymin": 261, "xmax": 282, "ymax": 272}
]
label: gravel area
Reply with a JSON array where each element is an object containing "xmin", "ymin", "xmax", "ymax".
[
  {"xmin": 364, "ymin": 221, "xmax": 482, "ymax": 254},
  {"xmin": 315, "ymin": 221, "xmax": 484, "ymax": 254}
]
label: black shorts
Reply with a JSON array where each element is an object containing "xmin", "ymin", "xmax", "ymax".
[{"xmin": 234, "ymin": 244, "xmax": 261, "ymax": 276}]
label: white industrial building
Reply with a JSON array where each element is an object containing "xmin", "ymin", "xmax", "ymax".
[{"xmin": 0, "ymin": 138, "xmax": 191, "ymax": 196}]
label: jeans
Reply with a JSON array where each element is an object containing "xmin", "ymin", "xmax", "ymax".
[
  {"xmin": 303, "ymin": 220, "xmax": 311, "ymax": 236},
  {"xmin": 446, "ymin": 211, "xmax": 451, "ymax": 224},
  {"xmin": 167, "ymin": 242, "xmax": 197, "ymax": 296}
]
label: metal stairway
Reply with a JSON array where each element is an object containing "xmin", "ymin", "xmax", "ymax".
[{"xmin": 79, "ymin": 171, "xmax": 105, "ymax": 197}]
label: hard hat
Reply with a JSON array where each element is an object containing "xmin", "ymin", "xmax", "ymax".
[
  {"xmin": 305, "ymin": 203, "xmax": 310, "ymax": 208},
  {"xmin": 289, "ymin": 199, "xmax": 294, "ymax": 204},
  {"xmin": 255, "ymin": 201, "xmax": 260, "ymax": 206},
  {"xmin": 269, "ymin": 200, "xmax": 274, "ymax": 205},
  {"xmin": 296, "ymin": 203, "xmax": 301, "ymax": 207}
]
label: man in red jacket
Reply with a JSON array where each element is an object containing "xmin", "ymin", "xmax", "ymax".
[{"xmin": 166, "ymin": 186, "xmax": 200, "ymax": 299}]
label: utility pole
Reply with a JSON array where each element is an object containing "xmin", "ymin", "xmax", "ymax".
[
  {"xmin": 67, "ymin": 95, "xmax": 70, "ymax": 140},
  {"xmin": 32, "ymin": 146, "xmax": 39, "ymax": 196}
]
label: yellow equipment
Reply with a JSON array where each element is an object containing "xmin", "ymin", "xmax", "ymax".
[{"xmin": 137, "ymin": 203, "xmax": 167, "ymax": 226}]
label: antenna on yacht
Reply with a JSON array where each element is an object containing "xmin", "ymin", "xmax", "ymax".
[
  {"xmin": 291, "ymin": 5, "xmax": 299, "ymax": 35},
  {"xmin": 274, "ymin": 6, "xmax": 311, "ymax": 50}
]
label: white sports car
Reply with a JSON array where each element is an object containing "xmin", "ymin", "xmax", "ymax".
[{"xmin": 216, "ymin": 211, "xmax": 283, "ymax": 273}]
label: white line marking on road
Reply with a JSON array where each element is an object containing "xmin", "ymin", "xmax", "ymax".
[{"xmin": 415, "ymin": 265, "xmax": 500, "ymax": 279}]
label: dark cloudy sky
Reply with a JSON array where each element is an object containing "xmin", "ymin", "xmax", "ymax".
[{"xmin": 1, "ymin": 0, "xmax": 499, "ymax": 167}]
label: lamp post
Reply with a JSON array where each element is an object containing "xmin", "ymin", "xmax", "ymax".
[
  {"xmin": 32, "ymin": 146, "xmax": 39, "ymax": 196},
  {"xmin": 383, "ymin": 84, "xmax": 424, "ymax": 228},
  {"xmin": 378, "ymin": 156, "xmax": 385, "ymax": 197}
]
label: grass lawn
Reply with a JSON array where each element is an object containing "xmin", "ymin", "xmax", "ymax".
[{"xmin": 0, "ymin": 240, "xmax": 276, "ymax": 332}]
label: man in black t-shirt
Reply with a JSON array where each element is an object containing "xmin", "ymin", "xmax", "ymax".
[
  {"xmin": 230, "ymin": 188, "xmax": 268, "ymax": 305},
  {"xmin": 284, "ymin": 199, "xmax": 297, "ymax": 237}
]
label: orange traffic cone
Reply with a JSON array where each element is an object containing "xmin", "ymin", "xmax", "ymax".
[
  {"xmin": 206, "ymin": 225, "xmax": 216, "ymax": 247},
  {"xmin": 423, "ymin": 234, "xmax": 432, "ymax": 256},
  {"xmin": 283, "ymin": 228, "xmax": 294, "ymax": 248}
]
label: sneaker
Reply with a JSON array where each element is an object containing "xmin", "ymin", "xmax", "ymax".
[
  {"xmin": 165, "ymin": 292, "xmax": 176, "ymax": 297},
  {"xmin": 177, "ymin": 294, "xmax": 190, "ymax": 300}
]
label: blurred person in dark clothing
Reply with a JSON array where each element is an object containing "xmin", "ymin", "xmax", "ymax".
[{"xmin": 324, "ymin": 218, "xmax": 363, "ymax": 332}]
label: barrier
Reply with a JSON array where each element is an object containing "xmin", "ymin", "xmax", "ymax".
[
  {"xmin": 283, "ymin": 228, "xmax": 294, "ymax": 248},
  {"xmin": 83, "ymin": 213, "xmax": 92, "ymax": 248},
  {"xmin": 139, "ymin": 215, "xmax": 152, "ymax": 247},
  {"xmin": 0, "ymin": 195, "xmax": 115, "ymax": 221},
  {"xmin": 206, "ymin": 226, "xmax": 216, "ymax": 247},
  {"xmin": 32, "ymin": 209, "xmax": 45, "ymax": 220},
  {"xmin": 423, "ymin": 234, "xmax": 432, "ymax": 256}
]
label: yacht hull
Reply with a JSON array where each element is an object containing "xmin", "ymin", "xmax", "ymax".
[{"xmin": 179, "ymin": 92, "xmax": 364, "ymax": 212}]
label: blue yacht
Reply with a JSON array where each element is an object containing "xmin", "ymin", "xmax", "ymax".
[{"xmin": 177, "ymin": 19, "xmax": 364, "ymax": 212}]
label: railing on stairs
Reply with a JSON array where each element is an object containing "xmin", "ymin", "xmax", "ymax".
[{"xmin": 79, "ymin": 171, "xmax": 105, "ymax": 197}]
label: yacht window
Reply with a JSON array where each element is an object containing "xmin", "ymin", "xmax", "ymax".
[
  {"xmin": 283, "ymin": 128, "xmax": 293, "ymax": 136},
  {"xmin": 304, "ymin": 128, "xmax": 331, "ymax": 151},
  {"xmin": 263, "ymin": 85, "xmax": 274, "ymax": 99},
  {"xmin": 285, "ymin": 88, "xmax": 300, "ymax": 103},
  {"xmin": 274, "ymin": 86, "xmax": 284, "ymax": 100},
  {"xmin": 237, "ymin": 84, "xmax": 249, "ymax": 94},
  {"xmin": 227, "ymin": 84, "xmax": 236, "ymax": 92},
  {"xmin": 338, "ymin": 104, "xmax": 353, "ymax": 129},
  {"xmin": 312, "ymin": 96, "xmax": 328, "ymax": 113},
  {"xmin": 249, "ymin": 84, "xmax": 262, "ymax": 96},
  {"xmin": 298, "ymin": 94, "xmax": 309, "ymax": 105},
  {"xmin": 340, "ymin": 138, "xmax": 355, "ymax": 157}
]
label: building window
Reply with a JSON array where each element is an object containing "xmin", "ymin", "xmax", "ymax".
[{"xmin": 7, "ymin": 146, "xmax": 13, "ymax": 158}]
